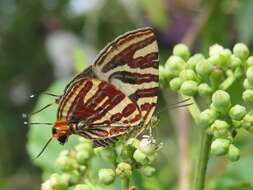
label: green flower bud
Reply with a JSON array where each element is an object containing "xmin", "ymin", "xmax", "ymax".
[
  {"xmin": 116, "ymin": 162, "xmax": 132, "ymax": 178},
  {"xmin": 209, "ymin": 44, "xmax": 224, "ymax": 57},
  {"xmin": 231, "ymin": 55, "xmax": 242, "ymax": 69},
  {"xmin": 180, "ymin": 80, "xmax": 198, "ymax": 96},
  {"xmin": 179, "ymin": 69, "xmax": 197, "ymax": 81},
  {"xmin": 169, "ymin": 77, "xmax": 183, "ymax": 91},
  {"xmin": 133, "ymin": 149, "xmax": 148, "ymax": 164},
  {"xmin": 228, "ymin": 144, "xmax": 240, "ymax": 162},
  {"xmin": 76, "ymin": 151, "xmax": 90, "ymax": 165},
  {"xmin": 246, "ymin": 56, "xmax": 253, "ymax": 67},
  {"xmin": 173, "ymin": 43, "xmax": 190, "ymax": 61},
  {"xmin": 208, "ymin": 55, "xmax": 221, "ymax": 66},
  {"xmin": 139, "ymin": 139, "xmax": 157, "ymax": 155},
  {"xmin": 147, "ymin": 152, "xmax": 158, "ymax": 164},
  {"xmin": 195, "ymin": 59, "xmax": 213, "ymax": 77},
  {"xmin": 211, "ymin": 138, "xmax": 230, "ymax": 156},
  {"xmin": 211, "ymin": 120, "xmax": 230, "ymax": 138},
  {"xmin": 41, "ymin": 174, "xmax": 68, "ymax": 190},
  {"xmin": 198, "ymin": 83, "xmax": 212, "ymax": 96},
  {"xmin": 165, "ymin": 56, "xmax": 186, "ymax": 76},
  {"xmin": 74, "ymin": 184, "xmax": 91, "ymax": 190},
  {"xmin": 247, "ymin": 66, "xmax": 253, "ymax": 84},
  {"xmin": 75, "ymin": 143, "xmax": 92, "ymax": 152},
  {"xmin": 94, "ymin": 148, "xmax": 116, "ymax": 165},
  {"xmin": 126, "ymin": 138, "xmax": 140, "ymax": 149},
  {"xmin": 233, "ymin": 43, "xmax": 249, "ymax": 60},
  {"xmin": 219, "ymin": 49, "xmax": 232, "ymax": 67},
  {"xmin": 198, "ymin": 109, "xmax": 217, "ymax": 128},
  {"xmin": 243, "ymin": 89, "xmax": 253, "ymax": 102},
  {"xmin": 140, "ymin": 166, "xmax": 156, "ymax": 177},
  {"xmin": 159, "ymin": 65, "xmax": 172, "ymax": 87},
  {"xmin": 242, "ymin": 112, "xmax": 253, "ymax": 132},
  {"xmin": 212, "ymin": 90, "xmax": 231, "ymax": 112},
  {"xmin": 55, "ymin": 153, "xmax": 78, "ymax": 172},
  {"xmin": 229, "ymin": 105, "xmax": 247, "ymax": 120},
  {"xmin": 98, "ymin": 169, "xmax": 116, "ymax": 185},
  {"xmin": 243, "ymin": 79, "xmax": 253, "ymax": 90},
  {"xmin": 186, "ymin": 54, "xmax": 205, "ymax": 70}
]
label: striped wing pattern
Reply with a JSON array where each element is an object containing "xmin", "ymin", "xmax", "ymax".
[
  {"xmin": 58, "ymin": 78, "xmax": 142, "ymax": 139},
  {"xmin": 92, "ymin": 27, "xmax": 159, "ymax": 133},
  {"xmin": 57, "ymin": 27, "xmax": 159, "ymax": 146}
]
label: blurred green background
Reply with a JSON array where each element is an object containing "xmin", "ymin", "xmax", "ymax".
[{"xmin": 1, "ymin": 0, "xmax": 253, "ymax": 189}]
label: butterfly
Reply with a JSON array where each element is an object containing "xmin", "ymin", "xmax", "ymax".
[{"xmin": 31, "ymin": 27, "xmax": 159, "ymax": 157}]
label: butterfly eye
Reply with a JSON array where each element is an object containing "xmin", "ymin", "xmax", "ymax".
[
  {"xmin": 67, "ymin": 123, "xmax": 73, "ymax": 131},
  {"xmin": 52, "ymin": 128, "xmax": 57, "ymax": 134}
]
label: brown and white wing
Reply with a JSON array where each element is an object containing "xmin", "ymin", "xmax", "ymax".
[
  {"xmin": 92, "ymin": 27, "xmax": 159, "ymax": 129},
  {"xmin": 57, "ymin": 78, "xmax": 142, "ymax": 139}
]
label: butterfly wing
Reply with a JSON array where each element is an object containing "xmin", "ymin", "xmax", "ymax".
[
  {"xmin": 92, "ymin": 27, "xmax": 159, "ymax": 133},
  {"xmin": 68, "ymin": 28, "xmax": 159, "ymax": 131},
  {"xmin": 57, "ymin": 78, "xmax": 142, "ymax": 142},
  {"xmin": 61, "ymin": 27, "xmax": 159, "ymax": 138}
]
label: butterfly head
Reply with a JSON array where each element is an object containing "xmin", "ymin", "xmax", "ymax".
[{"xmin": 52, "ymin": 120, "xmax": 74, "ymax": 144}]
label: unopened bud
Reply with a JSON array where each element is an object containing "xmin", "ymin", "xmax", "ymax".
[
  {"xmin": 98, "ymin": 169, "xmax": 116, "ymax": 185},
  {"xmin": 229, "ymin": 105, "xmax": 247, "ymax": 121},
  {"xmin": 228, "ymin": 144, "xmax": 240, "ymax": 162},
  {"xmin": 211, "ymin": 138, "xmax": 230, "ymax": 156},
  {"xmin": 180, "ymin": 80, "xmax": 198, "ymax": 96},
  {"xmin": 165, "ymin": 56, "xmax": 186, "ymax": 76},
  {"xmin": 173, "ymin": 43, "xmax": 190, "ymax": 61},
  {"xmin": 233, "ymin": 43, "xmax": 249, "ymax": 60},
  {"xmin": 243, "ymin": 89, "xmax": 253, "ymax": 102},
  {"xmin": 116, "ymin": 162, "xmax": 132, "ymax": 178},
  {"xmin": 212, "ymin": 90, "xmax": 231, "ymax": 112}
]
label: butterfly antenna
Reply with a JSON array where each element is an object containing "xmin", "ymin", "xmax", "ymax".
[
  {"xmin": 33, "ymin": 137, "xmax": 53, "ymax": 160},
  {"xmin": 30, "ymin": 102, "xmax": 57, "ymax": 115},
  {"xmin": 169, "ymin": 98, "xmax": 191, "ymax": 107},
  {"xmin": 169, "ymin": 103, "xmax": 193, "ymax": 110},
  {"xmin": 29, "ymin": 92, "xmax": 61, "ymax": 99},
  {"xmin": 156, "ymin": 102, "xmax": 193, "ymax": 115},
  {"xmin": 24, "ymin": 121, "xmax": 53, "ymax": 126},
  {"xmin": 42, "ymin": 92, "xmax": 61, "ymax": 97}
]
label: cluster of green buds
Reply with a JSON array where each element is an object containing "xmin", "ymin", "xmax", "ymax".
[
  {"xmin": 95, "ymin": 136, "xmax": 161, "ymax": 185},
  {"xmin": 41, "ymin": 138, "xmax": 93, "ymax": 190},
  {"xmin": 160, "ymin": 42, "xmax": 253, "ymax": 162},
  {"xmin": 41, "ymin": 136, "xmax": 161, "ymax": 190}
]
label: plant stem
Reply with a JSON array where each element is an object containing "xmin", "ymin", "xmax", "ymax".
[
  {"xmin": 183, "ymin": 96, "xmax": 212, "ymax": 190},
  {"xmin": 186, "ymin": 97, "xmax": 201, "ymax": 122},
  {"xmin": 121, "ymin": 178, "xmax": 130, "ymax": 190},
  {"xmin": 219, "ymin": 70, "xmax": 234, "ymax": 90},
  {"xmin": 193, "ymin": 129, "xmax": 212, "ymax": 190}
]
